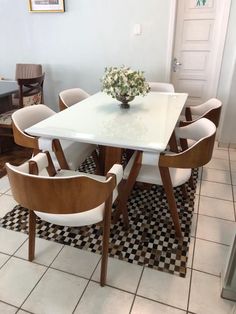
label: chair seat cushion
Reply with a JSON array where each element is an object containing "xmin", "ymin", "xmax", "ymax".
[
  {"xmin": 35, "ymin": 169, "xmax": 119, "ymax": 227},
  {"xmin": 0, "ymin": 109, "xmax": 17, "ymax": 125},
  {"xmin": 124, "ymin": 152, "xmax": 191, "ymax": 187}
]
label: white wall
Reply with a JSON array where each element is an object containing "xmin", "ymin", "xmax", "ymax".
[
  {"xmin": 217, "ymin": 0, "xmax": 236, "ymax": 146},
  {"xmin": 0, "ymin": 0, "xmax": 173, "ymax": 110}
]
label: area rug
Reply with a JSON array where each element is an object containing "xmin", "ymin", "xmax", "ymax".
[{"xmin": 0, "ymin": 156, "xmax": 197, "ymax": 277}]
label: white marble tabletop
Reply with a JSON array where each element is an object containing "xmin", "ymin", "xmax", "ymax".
[{"xmin": 26, "ymin": 91, "xmax": 188, "ymax": 152}]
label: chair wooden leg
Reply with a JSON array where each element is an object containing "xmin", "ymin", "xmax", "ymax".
[
  {"xmin": 185, "ymin": 107, "xmax": 192, "ymax": 121},
  {"xmin": 52, "ymin": 139, "xmax": 70, "ymax": 170},
  {"xmin": 181, "ymin": 184, "xmax": 188, "ymax": 199},
  {"xmin": 113, "ymin": 151, "xmax": 142, "ymax": 228},
  {"xmin": 159, "ymin": 166, "xmax": 183, "ymax": 238},
  {"xmin": 168, "ymin": 131, "xmax": 179, "ymax": 153},
  {"xmin": 189, "ymin": 171, "xmax": 195, "ymax": 189},
  {"xmin": 100, "ymin": 196, "xmax": 112, "ymax": 287},
  {"xmin": 92, "ymin": 150, "xmax": 101, "ymax": 175},
  {"xmin": 28, "ymin": 210, "xmax": 36, "ymax": 261}
]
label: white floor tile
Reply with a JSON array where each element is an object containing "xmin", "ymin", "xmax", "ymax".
[
  {"xmin": 5, "ymin": 189, "xmax": 12, "ymax": 196},
  {"xmin": 193, "ymin": 239, "xmax": 229, "ymax": 276},
  {"xmin": 212, "ymin": 149, "xmax": 229, "ymax": 160},
  {"xmin": 0, "ymin": 301, "xmax": 17, "ymax": 314},
  {"xmin": 201, "ymin": 181, "xmax": 233, "ymax": 201},
  {"xmin": 199, "ymin": 196, "xmax": 235, "ymax": 221},
  {"xmin": 231, "ymin": 172, "xmax": 236, "ymax": 185},
  {"xmin": 15, "ymin": 238, "xmax": 63, "ymax": 266},
  {"xmin": 231, "ymin": 161, "xmax": 236, "ymax": 171},
  {"xmin": 137, "ymin": 267, "xmax": 190, "ymax": 310},
  {"xmin": 0, "ymin": 252, "xmax": 10, "ymax": 268},
  {"xmin": 0, "ymin": 229, "xmax": 28, "ymax": 255},
  {"xmin": 92, "ymin": 257, "xmax": 143, "ymax": 293},
  {"xmin": 0, "ymin": 176, "xmax": 10, "ymax": 193},
  {"xmin": 204, "ymin": 158, "xmax": 230, "ymax": 171},
  {"xmin": 196, "ymin": 215, "xmax": 236, "ymax": 245},
  {"xmin": 195, "ymin": 181, "xmax": 200, "ymax": 195},
  {"xmin": 22, "ymin": 268, "xmax": 88, "ymax": 314},
  {"xmin": 187, "ymin": 237, "xmax": 195, "ymax": 268},
  {"xmin": 0, "ymin": 257, "xmax": 46, "ymax": 307},
  {"xmin": 191, "ymin": 214, "xmax": 197, "ymax": 237},
  {"xmin": 202, "ymin": 168, "xmax": 231, "ymax": 184},
  {"xmin": 233, "ymin": 186, "xmax": 236, "ymax": 201},
  {"xmin": 189, "ymin": 270, "xmax": 235, "ymax": 314},
  {"xmin": 52, "ymin": 246, "xmax": 100, "ymax": 278},
  {"xmin": 17, "ymin": 310, "xmax": 29, "ymax": 314},
  {"xmin": 214, "ymin": 142, "xmax": 228, "ymax": 151},
  {"xmin": 0, "ymin": 194, "xmax": 17, "ymax": 218},
  {"xmin": 131, "ymin": 296, "xmax": 186, "ymax": 314},
  {"xmin": 194, "ymin": 195, "xmax": 199, "ymax": 214},
  {"xmin": 230, "ymin": 151, "xmax": 236, "ymax": 161},
  {"xmin": 74, "ymin": 281, "xmax": 134, "ymax": 314}
]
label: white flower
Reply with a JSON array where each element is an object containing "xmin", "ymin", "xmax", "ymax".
[{"xmin": 101, "ymin": 66, "xmax": 150, "ymax": 100}]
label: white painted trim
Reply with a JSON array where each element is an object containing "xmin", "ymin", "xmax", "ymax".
[
  {"xmin": 165, "ymin": 0, "xmax": 177, "ymax": 82},
  {"xmin": 208, "ymin": 0, "xmax": 232, "ymax": 99}
]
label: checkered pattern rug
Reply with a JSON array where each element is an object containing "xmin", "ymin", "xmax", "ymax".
[{"xmin": 0, "ymin": 156, "xmax": 197, "ymax": 277}]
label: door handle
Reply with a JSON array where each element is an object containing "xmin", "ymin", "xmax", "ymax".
[{"xmin": 173, "ymin": 58, "xmax": 182, "ymax": 72}]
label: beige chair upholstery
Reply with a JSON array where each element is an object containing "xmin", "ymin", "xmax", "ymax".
[
  {"xmin": 6, "ymin": 152, "xmax": 123, "ymax": 286},
  {"xmin": 184, "ymin": 98, "xmax": 222, "ymax": 126},
  {"xmin": 121, "ymin": 118, "xmax": 216, "ymax": 238},
  {"xmin": 15, "ymin": 64, "xmax": 42, "ymax": 79},
  {"xmin": 12, "ymin": 104, "xmax": 97, "ymax": 171},
  {"xmin": 59, "ymin": 88, "xmax": 90, "ymax": 111},
  {"xmin": 148, "ymin": 82, "xmax": 175, "ymax": 93}
]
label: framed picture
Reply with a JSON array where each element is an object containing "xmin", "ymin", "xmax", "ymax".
[{"xmin": 29, "ymin": 0, "xmax": 65, "ymax": 13}]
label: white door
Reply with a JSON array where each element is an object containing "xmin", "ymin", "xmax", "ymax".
[{"xmin": 171, "ymin": 0, "xmax": 231, "ymax": 107}]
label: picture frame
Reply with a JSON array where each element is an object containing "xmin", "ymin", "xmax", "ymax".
[{"xmin": 29, "ymin": 0, "xmax": 65, "ymax": 13}]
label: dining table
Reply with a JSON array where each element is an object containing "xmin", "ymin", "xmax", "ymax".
[
  {"xmin": 25, "ymin": 91, "xmax": 188, "ymax": 173},
  {"xmin": 0, "ymin": 80, "xmax": 18, "ymax": 114}
]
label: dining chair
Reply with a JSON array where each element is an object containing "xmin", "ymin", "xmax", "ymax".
[
  {"xmin": 118, "ymin": 118, "xmax": 216, "ymax": 238},
  {"xmin": 0, "ymin": 74, "xmax": 45, "ymax": 153},
  {"xmin": 13, "ymin": 63, "xmax": 43, "ymax": 107},
  {"xmin": 59, "ymin": 88, "xmax": 90, "ymax": 111},
  {"xmin": 179, "ymin": 98, "xmax": 222, "ymax": 150},
  {"xmin": 12, "ymin": 104, "xmax": 99, "ymax": 171},
  {"xmin": 6, "ymin": 152, "xmax": 123, "ymax": 286},
  {"xmin": 184, "ymin": 98, "xmax": 222, "ymax": 125},
  {"xmin": 148, "ymin": 82, "xmax": 175, "ymax": 93}
]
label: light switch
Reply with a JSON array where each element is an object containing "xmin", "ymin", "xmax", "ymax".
[{"xmin": 133, "ymin": 24, "xmax": 142, "ymax": 35}]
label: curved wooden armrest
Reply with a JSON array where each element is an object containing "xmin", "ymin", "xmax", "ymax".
[{"xmin": 159, "ymin": 133, "xmax": 215, "ymax": 168}]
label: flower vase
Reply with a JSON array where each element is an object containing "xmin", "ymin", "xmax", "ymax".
[{"xmin": 116, "ymin": 95, "xmax": 135, "ymax": 109}]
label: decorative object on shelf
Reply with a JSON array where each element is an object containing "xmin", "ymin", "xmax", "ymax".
[
  {"xmin": 101, "ymin": 66, "xmax": 150, "ymax": 109},
  {"xmin": 196, "ymin": 0, "xmax": 207, "ymax": 6},
  {"xmin": 29, "ymin": 0, "xmax": 65, "ymax": 13}
]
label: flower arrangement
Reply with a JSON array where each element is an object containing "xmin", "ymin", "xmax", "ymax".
[{"xmin": 101, "ymin": 66, "xmax": 150, "ymax": 106}]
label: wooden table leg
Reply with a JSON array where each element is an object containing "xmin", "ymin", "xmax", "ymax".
[{"xmin": 99, "ymin": 146, "xmax": 123, "ymax": 174}]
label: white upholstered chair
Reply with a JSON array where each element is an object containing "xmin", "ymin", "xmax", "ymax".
[
  {"xmin": 148, "ymin": 82, "xmax": 175, "ymax": 93},
  {"xmin": 184, "ymin": 98, "xmax": 222, "ymax": 125},
  {"xmin": 119, "ymin": 118, "xmax": 216, "ymax": 238},
  {"xmin": 180, "ymin": 98, "xmax": 222, "ymax": 151},
  {"xmin": 59, "ymin": 88, "xmax": 90, "ymax": 111},
  {"xmin": 6, "ymin": 152, "xmax": 123, "ymax": 286},
  {"xmin": 12, "ymin": 104, "xmax": 97, "ymax": 171}
]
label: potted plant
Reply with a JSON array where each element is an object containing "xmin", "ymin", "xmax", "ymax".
[{"xmin": 101, "ymin": 66, "xmax": 150, "ymax": 108}]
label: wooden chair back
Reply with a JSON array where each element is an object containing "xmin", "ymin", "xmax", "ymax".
[
  {"xmin": 12, "ymin": 104, "xmax": 54, "ymax": 149},
  {"xmin": 18, "ymin": 73, "xmax": 45, "ymax": 108},
  {"xmin": 59, "ymin": 88, "xmax": 90, "ymax": 111},
  {"xmin": 160, "ymin": 118, "xmax": 216, "ymax": 169},
  {"xmin": 15, "ymin": 63, "xmax": 42, "ymax": 80},
  {"xmin": 185, "ymin": 98, "xmax": 222, "ymax": 125},
  {"xmin": 6, "ymin": 155, "xmax": 116, "ymax": 215}
]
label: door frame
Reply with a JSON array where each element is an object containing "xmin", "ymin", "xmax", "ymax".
[{"xmin": 166, "ymin": 0, "xmax": 231, "ymax": 99}]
